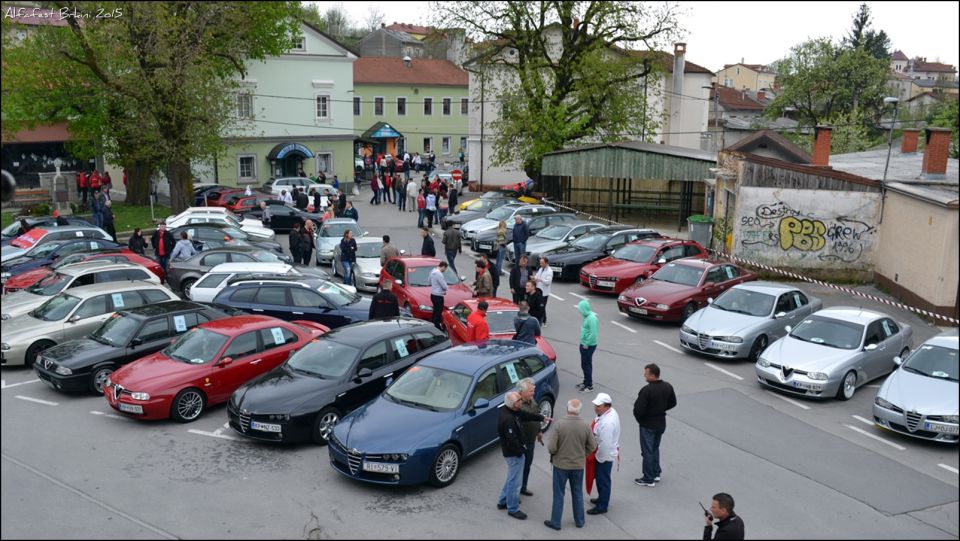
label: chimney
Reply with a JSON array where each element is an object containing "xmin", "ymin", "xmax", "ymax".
[
  {"xmin": 670, "ymin": 43, "xmax": 686, "ymax": 146},
  {"xmin": 740, "ymin": 57, "xmax": 744, "ymax": 64},
  {"xmin": 921, "ymin": 127, "xmax": 951, "ymax": 178},
  {"xmin": 901, "ymin": 128, "xmax": 920, "ymax": 154},
  {"xmin": 757, "ymin": 90, "xmax": 765, "ymax": 101},
  {"xmin": 811, "ymin": 125, "xmax": 833, "ymax": 167}
]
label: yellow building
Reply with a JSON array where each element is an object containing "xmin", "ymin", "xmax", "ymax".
[{"xmin": 715, "ymin": 62, "xmax": 776, "ymax": 92}]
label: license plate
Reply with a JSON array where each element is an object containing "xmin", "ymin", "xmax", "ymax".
[
  {"xmin": 478, "ymin": 243, "xmax": 491, "ymax": 250},
  {"xmin": 550, "ymin": 266, "xmax": 562, "ymax": 273},
  {"xmin": 629, "ymin": 307, "xmax": 647, "ymax": 315},
  {"xmin": 250, "ymin": 421, "xmax": 282, "ymax": 433},
  {"xmin": 118, "ymin": 403, "xmax": 143, "ymax": 414},
  {"xmin": 791, "ymin": 381, "xmax": 821, "ymax": 391},
  {"xmin": 362, "ymin": 461, "xmax": 399, "ymax": 474},
  {"xmin": 597, "ymin": 280, "xmax": 615, "ymax": 287},
  {"xmin": 925, "ymin": 422, "xmax": 959, "ymax": 434},
  {"xmin": 709, "ymin": 341, "xmax": 737, "ymax": 351}
]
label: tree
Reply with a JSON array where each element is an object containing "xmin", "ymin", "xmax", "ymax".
[
  {"xmin": 844, "ymin": 3, "xmax": 891, "ymax": 60},
  {"xmin": 929, "ymin": 98, "xmax": 960, "ymax": 158},
  {"xmin": 323, "ymin": 3, "xmax": 351, "ymax": 38},
  {"xmin": 363, "ymin": 5, "xmax": 385, "ymax": 32},
  {"xmin": 431, "ymin": 1, "xmax": 679, "ymax": 179}
]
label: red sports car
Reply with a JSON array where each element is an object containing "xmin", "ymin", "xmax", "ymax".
[
  {"xmin": 441, "ymin": 298, "xmax": 558, "ymax": 361},
  {"xmin": 204, "ymin": 188, "xmax": 246, "ymax": 208},
  {"xmin": 580, "ymin": 239, "xmax": 708, "ymax": 294},
  {"xmin": 224, "ymin": 194, "xmax": 272, "ymax": 214},
  {"xmin": 379, "ymin": 256, "xmax": 473, "ymax": 321},
  {"xmin": 3, "ymin": 249, "xmax": 165, "ymax": 294},
  {"xmin": 104, "ymin": 316, "xmax": 329, "ymax": 422},
  {"xmin": 616, "ymin": 259, "xmax": 758, "ymax": 322}
]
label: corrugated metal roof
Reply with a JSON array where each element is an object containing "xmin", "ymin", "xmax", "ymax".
[{"xmin": 541, "ymin": 141, "xmax": 715, "ymax": 180}]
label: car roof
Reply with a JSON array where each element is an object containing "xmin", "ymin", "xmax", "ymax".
[
  {"xmin": 395, "ymin": 256, "xmax": 440, "ymax": 266},
  {"xmin": 273, "ymin": 177, "xmax": 314, "ymax": 182},
  {"xmin": 172, "ymin": 222, "xmax": 235, "ymax": 230},
  {"xmin": 457, "ymin": 298, "xmax": 518, "ymax": 311},
  {"xmin": 198, "ymin": 246, "xmax": 263, "ymax": 255},
  {"xmin": 627, "ymin": 238, "xmax": 680, "ymax": 247},
  {"xmin": 731, "ymin": 281, "xmax": 805, "ymax": 296},
  {"xmin": 319, "ymin": 318, "xmax": 436, "ymax": 346},
  {"xmin": 587, "ymin": 225, "xmax": 632, "ymax": 234},
  {"xmin": 59, "ymin": 280, "xmax": 167, "ymax": 299},
  {"xmin": 354, "ymin": 237, "xmax": 382, "ymax": 245},
  {"xmin": 323, "ymin": 218, "xmax": 359, "ymax": 225},
  {"xmin": 418, "ymin": 340, "xmax": 543, "ymax": 375},
  {"xmin": 665, "ymin": 259, "xmax": 721, "ymax": 269},
  {"xmin": 116, "ymin": 300, "xmax": 210, "ymax": 318},
  {"xmin": 228, "ymin": 277, "xmax": 327, "ymax": 288},
  {"xmin": 810, "ymin": 306, "xmax": 890, "ymax": 325},
  {"xmin": 180, "ymin": 207, "xmax": 231, "ymax": 214},
  {"xmin": 58, "ymin": 261, "xmax": 149, "ymax": 276},
  {"xmin": 198, "ymin": 314, "xmax": 291, "ymax": 333},
  {"xmin": 924, "ymin": 331, "xmax": 959, "ymax": 350},
  {"xmin": 208, "ymin": 262, "xmax": 292, "ymax": 273}
]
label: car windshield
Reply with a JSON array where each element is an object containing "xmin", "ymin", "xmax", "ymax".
[
  {"xmin": 1, "ymin": 221, "xmax": 28, "ymax": 237},
  {"xmin": 91, "ymin": 313, "xmax": 139, "ymax": 347},
  {"xmin": 220, "ymin": 227, "xmax": 246, "ymax": 239},
  {"xmin": 901, "ymin": 344, "xmax": 958, "ymax": 382},
  {"xmin": 385, "ymin": 365, "xmax": 473, "ymax": 411},
  {"xmin": 407, "ymin": 266, "xmax": 460, "ymax": 287},
  {"xmin": 612, "ymin": 244, "xmax": 655, "ymax": 263},
  {"xmin": 485, "ymin": 310, "xmax": 519, "ymax": 334},
  {"xmin": 285, "ymin": 340, "xmax": 360, "ymax": 378},
  {"xmin": 163, "ymin": 328, "xmax": 229, "ymax": 364},
  {"xmin": 252, "ymin": 250, "xmax": 283, "ymax": 263},
  {"xmin": 651, "ymin": 264, "xmax": 704, "ymax": 287},
  {"xmin": 52, "ymin": 253, "xmax": 95, "ymax": 269},
  {"xmin": 317, "ymin": 281, "xmax": 360, "ymax": 305},
  {"xmin": 224, "ymin": 215, "xmax": 243, "ymax": 228},
  {"xmin": 25, "ymin": 241, "xmax": 66, "ymax": 259},
  {"xmin": 571, "ymin": 233, "xmax": 611, "ymax": 250},
  {"xmin": 27, "ymin": 272, "xmax": 71, "ymax": 296},
  {"xmin": 485, "ymin": 206, "xmax": 516, "ymax": 221},
  {"xmin": 321, "ymin": 223, "xmax": 361, "ymax": 238},
  {"xmin": 534, "ymin": 225, "xmax": 570, "ymax": 241},
  {"xmin": 789, "ymin": 316, "xmax": 863, "ymax": 350},
  {"xmin": 712, "ymin": 288, "xmax": 774, "ymax": 317},
  {"xmin": 31, "ymin": 293, "xmax": 81, "ymax": 321},
  {"xmin": 355, "ymin": 242, "xmax": 383, "ymax": 258}
]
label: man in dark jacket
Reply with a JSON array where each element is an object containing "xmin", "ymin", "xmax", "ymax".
[
  {"xmin": 497, "ymin": 391, "xmax": 547, "ymax": 520},
  {"xmin": 509, "ymin": 255, "xmax": 530, "ymax": 304},
  {"xmin": 632, "ymin": 363, "xmax": 677, "ymax": 487},
  {"xmin": 369, "ymin": 288, "xmax": 400, "ymax": 319},
  {"xmin": 512, "ymin": 301, "xmax": 541, "ymax": 345},
  {"xmin": 525, "ymin": 280, "xmax": 545, "ymax": 324},
  {"xmin": 296, "ymin": 187, "xmax": 309, "ymax": 210},
  {"xmin": 442, "ymin": 222, "xmax": 461, "ymax": 275},
  {"xmin": 703, "ymin": 493, "xmax": 744, "ymax": 540},
  {"xmin": 288, "ymin": 222, "xmax": 304, "ymax": 263},
  {"xmin": 151, "ymin": 222, "xmax": 176, "ymax": 282},
  {"xmin": 511, "ymin": 215, "xmax": 529, "ymax": 264},
  {"xmin": 420, "ymin": 227, "xmax": 436, "ymax": 257}
]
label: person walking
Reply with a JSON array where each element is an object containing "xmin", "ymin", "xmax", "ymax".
[
  {"xmin": 448, "ymin": 184, "xmax": 459, "ymax": 215},
  {"xmin": 497, "ymin": 391, "xmax": 548, "ymax": 520},
  {"xmin": 544, "ymin": 399, "xmax": 597, "ymax": 531},
  {"xmin": 512, "ymin": 301, "xmax": 541, "ymax": 345},
  {"xmin": 494, "ymin": 220, "xmax": 508, "ymax": 275},
  {"xmin": 77, "ymin": 170, "xmax": 89, "ymax": 207},
  {"xmin": 383, "ymin": 174, "xmax": 394, "ymax": 204},
  {"xmin": 128, "ymin": 228, "xmax": 147, "ymax": 255},
  {"xmin": 512, "ymin": 215, "xmax": 529, "ymax": 264},
  {"xmin": 300, "ymin": 220, "xmax": 315, "ymax": 266},
  {"xmin": 258, "ymin": 201, "xmax": 272, "ymax": 228},
  {"xmin": 442, "ymin": 222, "xmax": 461, "ymax": 275},
  {"xmin": 340, "ymin": 229, "xmax": 358, "ymax": 286},
  {"xmin": 517, "ymin": 377, "xmax": 544, "ymax": 497},
  {"xmin": 525, "ymin": 280, "xmax": 545, "ymax": 324},
  {"xmin": 151, "ymin": 222, "xmax": 175, "ymax": 282},
  {"xmin": 576, "ymin": 299, "xmax": 599, "ymax": 393},
  {"xmin": 509, "ymin": 255, "xmax": 530, "ymax": 304},
  {"xmin": 369, "ymin": 175, "xmax": 381, "ymax": 205},
  {"xmin": 338, "ymin": 191, "xmax": 347, "ymax": 216},
  {"xmin": 90, "ymin": 191, "xmax": 105, "ymax": 228},
  {"xmin": 480, "ymin": 253, "xmax": 500, "ymax": 297},
  {"xmin": 101, "ymin": 200, "xmax": 117, "ymax": 242},
  {"xmin": 703, "ymin": 493, "xmax": 745, "ymax": 540},
  {"xmin": 396, "ymin": 174, "xmax": 406, "ymax": 211},
  {"xmin": 466, "ymin": 300, "xmax": 490, "ymax": 342},
  {"xmin": 343, "ymin": 201, "xmax": 358, "ymax": 221},
  {"xmin": 170, "ymin": 231, "xmax": 197, "ymax": 262},
  {"xmin": 534, "ymin": 256, "xmax": 554, "ymax": 326},
  {"xmin": 586, "ymin": 392, "xmax": 620, "ymax": 516},
  {"xmin": 406, "ymin": 178, "xmax": 418, "ymax": 214},
  {"xmin": 428, "ymin": 261, "xmax": 448, "ymax": 331},
  {"xmin": 312, "ymin": 189, "xmax": 323, "ymax": 214},
  {"xmin": 425, "ymin": 191, "xmax": 437, "ymax": 228},
  {"xmin": 633, "ymin": 363, "xmax": 677, "ymax": 487},
  {"xmin": 473, "ymin": 259, "xmax": 492, "ymax": 298},
  {"xmin": 420, "ymin": 227, "xmax": 436, "ymax": 257},
  {"xmin": 288, "ymin": 222, "xmax": 304, "ymax": 264},
  {"xmin": 380, "ymin": 234, "xmax": 399, "ymax": 266},
  {"xmin": 416, "ymin": 190, "xmax": 426, "ymax": 227},
  {"xmin": 369, "ymin": 288, "xmax": 400, "ymax": 319}
]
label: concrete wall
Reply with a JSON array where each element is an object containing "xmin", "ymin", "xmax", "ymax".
[{"xmin": 732, "ymin": 187, "xmax": 882, "ymax": 276}]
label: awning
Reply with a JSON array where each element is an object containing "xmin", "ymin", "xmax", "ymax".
[
  {"xmin": 266, "ymin": 142, "xmax": 313, "ymax": 161},
  {"xmin": 360, "ymin": 122, "xmax": 402, "ymax": 139}
]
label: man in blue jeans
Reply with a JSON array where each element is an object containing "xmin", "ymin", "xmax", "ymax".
[
  {"xmin": 497, "ymin": 391, "xmax": 548, "ymax": 520},
  {"xmin": 512, "ymin": 214, "xmax": 529, "ymax": 264},
  {"xmin": 544, "ymin": 399, "xmax": 597, "ymax": 531},
  {"xmin": 587, "ymin": 392, "xmax": 620, "ymax": 515},
  {"xmin": 632, "ymin": 363, "xmax": 677, "ymax": 487}
]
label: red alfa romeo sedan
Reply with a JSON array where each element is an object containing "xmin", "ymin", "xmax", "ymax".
[
  {"xmin": 441, "ymin": 297, "xmax": 558, "ymax": 361},
  {"xmin": 379, "ymin": 256, "xmax": 473, "ymax": 321},
  {"xmin": 580, "ymin": 238, "xmax": 708, "ymax": 294}
]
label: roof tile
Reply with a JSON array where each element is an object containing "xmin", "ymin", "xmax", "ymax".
[{"xmin": 354, "ymin": 57, "xmax": 468, "ymax": 86}]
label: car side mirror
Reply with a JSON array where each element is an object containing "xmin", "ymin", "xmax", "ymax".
[
  {"xmin": 784, "ymin": 325, "xmax": 792, "ymax": 333},
  {"xmin": 395, "ymin": 279, "xmax": 403, "ymax": 286},
  {"xmin": 864, "ymin": 343, "xmax": 878, "ymax": 351},
  {"xmin": 130, "ymin": 338, "xmax": 143, "ymax": 347},
  {"xmin": 706, "ymin": 297, "xmax": 714, "ymax": 304},
  {"xmin": 357, "ymin": 368, "xmax": 373, "ymax": 379},
  {"xmin": 774, "ymin": 311, "xmax": 787, "ymax": 319},
  {"xmin": 362, "ymin": 231, "xmax": 369, "ymax": 237},
  {"xmin": 472, "ymin": 398, "xmax": 490, "ymax": 410},
  {"xmin": 217, "ymin": 356, "xmax": 233, "ymax": 367},
  {"xmin": 68, "ymin": 315, "xmax": 80, "ymax": 323},
  {"xmin": 893, "ymin": 356, "xmax": 903, "ymax": 366},
  {"xmin": 657, "ymin": 258, "xmax": 667, "ymax": 264}
]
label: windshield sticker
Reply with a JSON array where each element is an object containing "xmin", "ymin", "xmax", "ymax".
[
  {"xmin": 881, "ymin": 320, "xmax": 893, "ymax": 336},
  {"xmin": 111, "ymin": 293, "xmax": 124, "ymax": 308},
  {"xmin": 173, "ymin": 315, "xmax": 187, "ymax": 333},
  {"xmin": 793, "ymin": 293, "xmax": 802, "ymax": 305},
  {"xmin": 394, "ymin": 338, "xmax": 409, "ymax": 357},
  {"xmin": 810, "ymin": 337, "xmax": 824, "ymax": 344},
  {"xmin": 91, "ymin": 242, "xmax": 99, "ymax": 249},
  {"xmin": 75, "ymin": 231, "xmax": 84, "ymax": 237},
  {"xmin": 270, "ymin": 327, "xmax": 285, "ymax": 345},
  {"xmin": 505, "ymin": 363, "xmax": 519, "ymax": 383},
  {"xmin": 931, "ymin": 371, "xmax": 949, "ymax": 378},
  {"xmin": 726, "ymin": 267, "xmax": 735, "ymax": 279}
]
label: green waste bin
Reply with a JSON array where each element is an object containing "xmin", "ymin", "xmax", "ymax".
[{"xmin": 687, "ymin": 215, "xmax": 713, "ymax": 247}]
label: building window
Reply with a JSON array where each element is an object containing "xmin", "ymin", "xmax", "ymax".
[
  {"xmin": 291, "ymin": 36, "xmax": 305, "ymax": 52},
  {"xmin": 423, "ymin": 97, "xmax": 433, "ymax": 116},
  {"xmin": 353, "ymin": 97, "xmax": 361, "ymax": 116},
  {"xmin": 442, "ymin": 137, "xmax": 451, "ymax": 154},
  {"xmin": 459, "ymin": 136, "xmax": 467, "ymax": 153},
  {"xmin": 316, "ymin": 152, "xmax": 333, "ymax": 175},
  {"xmin": 460, "ymin": 97, "xmax": 468, "ymax": 115},
  {"xmin": 423, "ymin": 137, "xmax": 432, "ymax": 153},
  {"xmin": 316, "ymin": 95, "xmax": 330, "ymax": 119},
  {"xmin": 236, "ymin": 93, "xmax": 253, "ymax": 119},
  {"xmin": 238, "ymin": 155, "xmax": 257, "ymax": 183},
  {"xmin": 374, "ymin": 97, "xmax": 384, "ymax": 116},
  {"xmin": 442, "ymin": 98, "xmax": 451, "ymax": 116},
  {"xmin": 397, "ymin": 97, "xmax": 406, "ymax": 116}
]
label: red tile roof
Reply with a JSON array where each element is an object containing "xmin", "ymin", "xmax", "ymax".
[
  {"xmin": 892, "ymin": 50, "xmax": 909, "ymax": 61},
  {"xmin": 915, "ymin": 61, "xmax": 956, "ymax": 73},
  {"xmin": 386, "ymin": 22, "xmax": 431, "ymax": 36},
  {"xmin": 711, "ymin": 86, "xmax": 765, "ymax": 110},
  {"xmin": 630, "ymin": 50, "xmax": 713, "ymax": 74},
  {"xmin": 354, "ymin": 57, "xmax": 468, "ymax": 87}
]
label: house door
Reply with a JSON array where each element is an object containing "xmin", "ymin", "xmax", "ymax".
[{"xmin": 281, "ymin": 156, "xmax": 301, "ymax": 177}]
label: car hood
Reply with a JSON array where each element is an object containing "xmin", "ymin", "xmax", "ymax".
[
  {"xmin": 878, "ymin": 368, "xmax": 959, "ymax": 415},
  {"xmin": 543, "ymin": 244, "xmax": 601, "ymax": 262},
  {"xmin": 1, "ymin": 291, "xmax": 48, "ymax": 317},
  {"xmin": 1, "ymin": 315, "xmax": 59, "ymax": 343},
  {"xmin": 240, "ymin": 224, "xmax": 275, "ymax": 240},
  {"xmin": 44, "ymin": 338, "xmax": 117, "ymax": 369},
  {"xmin": 3, "ymin": 268, "xmax": 51, "ymax": 289},
  {"xmin": 338, "ymin": 396, "xmax": 450, "ymax": 453},
  {"xmin": 340, "ymin": 298, "xmax": 373, "ymax": 315},
  {"xmin": 762, "ymin": 337, "xmax": 858, "ymax": 372},
  {"xmin": 234, "ymin": 365, "xmax": 342, "ymax": 414},
  {"xmin": 297, "ymin": 267, "xmax": 331, "ymax": 280},
  {"xmin": 685, "ymin": 306, "xmax": 769, "ymax": 336},
  {"xmin": 354, "ymin": 258, "xmax": 380, "ymax": 275},
  {"xmin": 446, "ymin": 211, "xmax": 483, "ymax": 225},
  {"xmin": 1, "ymin": 255, "xmax": 37, "ymax": 271},
  {"xmin": 111, "ymin": 351, "xmax": 207, "ymax": 392},
  {"xmin": 1, "ymin": 246, "xmax": 29, "ymax": 263},
  {"xmin": 462, "ymin": 218, "xmax": 498, "ymax": 233},
  {"xmin": 317, "ymin": 238, "xmax": 339, "ymax": 250},
  {"xmin": 524, "ymin": 238, "xmax": 566, "ymax": 253},
  {"xmin": 583, "ymin": 257, "xmax": 652, "ymax": 277},
  {"xmin": 620, "ymin": 279, "xmax": 695, "ymax": 304},
  {"xmin": 406, "ymin": 284, "xmax": 473, "ymax": 309}
]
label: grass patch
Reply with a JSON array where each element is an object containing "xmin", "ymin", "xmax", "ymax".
[
  {"xmin": 1, "ymin": 211, "xmax": 12, "ymax": 230},
  {"xmin": 74, "ymin": 203, "xmax": 172, "ymax": 233}
]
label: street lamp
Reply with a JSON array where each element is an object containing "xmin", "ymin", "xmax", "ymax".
[{"xmin": 881, "ymin": 96, "xmax": 900, "ymax": 183}]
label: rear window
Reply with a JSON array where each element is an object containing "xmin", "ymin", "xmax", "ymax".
[{"xmin": 196, "ymin": 274, "xmax": 229, "ymax": 289}]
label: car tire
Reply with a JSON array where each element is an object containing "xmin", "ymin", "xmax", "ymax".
[
  {"xmin": 837, "ymin": 370, "xmax": 857, "ymax": 401},
  {"xmin": 428, "ymin": 443, "xmax": 461, "ymax": 488},
  {"xmin": 312, "ymin": 406, "xmax": 341, "ymax": 445},
  {"xmin": 748, "ymin": 335, "xmax": 768, "ymax": 363},
  {"xmin": 25, "ymin": 340, "xmax": 55, "ymax": 368},
  {"xmin": 537, "ymin": 396, "xmax": 554, "ymax": 431},
  {"xmin": 170, "ymin": 388, "xmax": 206, "ymax": 423},
  {"xmin": 180, "ymin": 278, "xmax": 197, "ymax": 298},
  {"xmin": 681, "ymin": 303, "xmax": 698, "ymax": 321},
  {"xmin": 89, "ymin": 365, "xmax": 115, "ymax": 395}
]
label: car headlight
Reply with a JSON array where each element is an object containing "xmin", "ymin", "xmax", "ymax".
[
  {"xmin": 618, "ymin": 295, "xmax": 627, "ymax": 302},
  {"xmin": 941, "ymin": 415, "xmax": 959, "ymax": 424},
  {"xmin": 267, "ymin": 414, "xmax": 290, "ymax": 421},
  {"xmin": 680, "ymin": 325, "xmax": 694, "ymax": 334},
  {"xmin": 1, "ymin": 342, "xmax": 9, "ymax": 351},
  {"xmin": 807, "ymin": 372, "xmax": 829, "ymax": 381},
  {"xmin": 757, "ymin": 357, "xmax": 770, "ymax": 368},
  {"xmin": 130, "ymin": 392, "xmax": 151, "ymax": 401},
  {"xmin": 418, "ymin": 304, "xmax": 433, "ymax": 312},
  {"xmin": 714, "ymin": 336, "xmax": 743, "ymax": 343},
  {"xmin": 874, "ymin": 396, "xmax": 894, "ymax": 409},
  {"xmin": 654, "ymin": 304, "xmax": 670, "ymax": 310},
  {"xmin": 54, "ymin": 365, "xmax": 73, "ymax": 376}
]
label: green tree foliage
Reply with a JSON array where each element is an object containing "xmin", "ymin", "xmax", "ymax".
[
  {"xmin": 929, "ymin": 99, "xmax": 960, "ymax": 158},
  {"xmin": 431, "ymin": 1, "xmax": 680, "ymax": 179},
  {"xmin": 843, "ymin": 3, "xmax": 891, "ymax": 60}
]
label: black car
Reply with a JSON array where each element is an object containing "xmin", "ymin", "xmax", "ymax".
[
  {"xmin": 243, "ymin": 202, "xmax": 324, "ymax": 232},
  {"xmin": 33, "ymin": 301, "xmax": 231, "ymax": 395},
  {"xmin": 443, "ymin": 197, "xmax": 518, "ymax": 228},
  {"xmin": 1, "ymin": 238, "xmax": 122, "ymax": 277},
  {"xmin": 227, "ymin": 318, "xmax": 450, "ymax": 444},
  {"xmin": 170, "ymin": 223, "xmax": 283, "ymax": 254},
  {"xmin": 539, "ymin": 226, "xmax": 663, "ymax": 280},
  {"xmin": 1, "ymin": 216, "xmax": 92, "ymax": 246},
  {"xmin": 469, "ymin": 213, "xmax": 579, "ymax": 255},
  {"xmin": 213, "ymin": 277, "xmax": 372, "ymax": 329}
]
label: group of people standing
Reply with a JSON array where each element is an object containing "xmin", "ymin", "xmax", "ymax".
[{"xmin": 76, "ymin": 169, "xmax": 115, "ymax": 207}]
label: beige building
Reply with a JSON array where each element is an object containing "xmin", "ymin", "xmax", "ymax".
[{"xmin": 715, "ymin": 62, "xmax": 777, "ymax": 92}]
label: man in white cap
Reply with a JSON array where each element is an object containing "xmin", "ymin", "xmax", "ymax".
[{"xmin": 587, "ymin": 392, "xmax": 620, "ymax": 515}]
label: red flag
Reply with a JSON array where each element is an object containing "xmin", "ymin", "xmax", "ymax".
[{"xmin": 585, "ymin": 418, "xmax": 598, "ymax": 494}]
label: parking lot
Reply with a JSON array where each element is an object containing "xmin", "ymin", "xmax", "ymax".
[{"xmin": 2, "ymin": 190, "xmax": 958, "ymax": 539}]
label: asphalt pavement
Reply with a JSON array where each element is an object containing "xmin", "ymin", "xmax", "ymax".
[{"xmin": 2, "ymin": 186, "xmax": 957, "ymax": 539}]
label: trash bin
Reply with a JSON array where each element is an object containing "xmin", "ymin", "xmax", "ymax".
[
  {"xmin": 467, "ymin": 180, "xmax": 479, "ymax": 193},
  {"xmin": 687, "ymin": 214, "xmax": 713, "ymax": 248}
]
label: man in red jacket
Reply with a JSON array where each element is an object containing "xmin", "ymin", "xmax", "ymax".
[
  {"xmin": 77, "ymin": 170, "xmax": 89, "ymax": 205},
  {"xmin": 467, "ymin": 300, "xmax": 490, "ymax": 342},
  {"xmin": 89, "ymin": 170, "xmax": 101, "ymax": 193}
]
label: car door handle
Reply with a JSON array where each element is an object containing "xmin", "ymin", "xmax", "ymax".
[
  {"xmin": 252, "ymin": 308, "xmax": 264, "ymax": 312},
  {"xmin": 251, "ymin": 359, "xmax": 262, "ymax": 365},
  {"xmin": 292, "ymin": 311, "xmax": 304, "ymax": 315},
  {"xmin": 383, "ymin": 372, "xmax": 394, "ymax": 379}
]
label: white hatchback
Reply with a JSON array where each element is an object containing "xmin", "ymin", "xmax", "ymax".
[{"xmin": 188, "ymin": 262, "xmax": 337, "ymax": 303}]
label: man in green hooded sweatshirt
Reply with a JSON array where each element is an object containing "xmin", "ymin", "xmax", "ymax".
[{"xmin": 576, "ymin": 299, "xmax": 599, "ymax": 392}]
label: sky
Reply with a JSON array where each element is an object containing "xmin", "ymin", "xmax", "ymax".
[{"xmin": 308, "ymin": 1, "xmax": 960, "ymax": 72}]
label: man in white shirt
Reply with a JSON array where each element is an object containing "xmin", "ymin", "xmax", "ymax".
[
  {"xmin": 429, "ymin": 261, "xmax": 449, "ymax": 330},
  {"xmin": 534, "ymin": 256, "xmax": 554, "ymax": 326},
  {"xmin": 587, "ymin": 392, "xmax": 620, "ymax": 515},
  {"xmin": 280, "ymin": 189, "xmax": 293, "ymax": 205}
]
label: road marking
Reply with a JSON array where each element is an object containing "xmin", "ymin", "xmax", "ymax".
[
  {"xmin": 1, "ymin": 453, "xmax": 179, "ymax": 540},
  {"xmin": 15, "ymin": 395, "xmax": 58, "ymax": 406},
  {"xmin": 90, "ymin": 410, "xmax": 105, "ymax": 416},
  {"xmin": 2, "ymin": 379, "xmax": 40, "ymax": 390},
  {"xmin": 549, "ymin": 293, "xmax": 565, "ymax": 301},
  {"xmin": 704, "ymin": 363, "xmax": 744, "ymax": 381},
  {"xmin": 211, "ymin": 423, "xmax": 229, "ymax": 437},
  {"xmin": 938, "ymin": 464, "xmax": 959, "ymax": 475},
  {"xmin": 188, "ymin": 428, "xmax": 240, "ymax": 441},
  {"xmin": 610, "ymin": 320, "xmax": 637, "ymax": 334},
  {"xmin": 767, "ymin": 392, "xmax": 811, "ymax": 410},
  {"xmin": 91, "ymin": 410, "xmax": 132, "ymax": 421},
  {"xmin": 844, "ymin": 424, "xmax": 906, "ymax": 451},
  {"xmin": 653, "ymin": 340, "xmax": 683, "ymax": 354},
  {"xmin": 852, "ymin": 415, "xmax": 874, "ymax": 426},
  {"xmin": 569, "ymin": 292, "xmax": 587, "ymax": 300}
]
